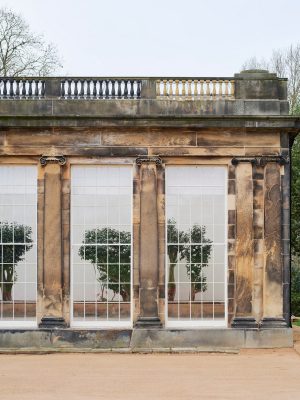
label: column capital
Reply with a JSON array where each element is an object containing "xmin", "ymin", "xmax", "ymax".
[
  {"xmin": 40, "ymin": 155, "xmax": 66, "ymax": 166},
  {"xmin": 136, "ymin": 156, "xmax": 162, "ymax": 166}
]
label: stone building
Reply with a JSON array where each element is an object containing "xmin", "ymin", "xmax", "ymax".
[{"xmin": 0, "ymin": 70, "xmax": 298, "ymax": 350}]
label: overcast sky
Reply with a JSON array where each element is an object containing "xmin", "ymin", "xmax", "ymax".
[{"xmin": 3, "ymin": 0, "xmax": 300, "ymax": 76}]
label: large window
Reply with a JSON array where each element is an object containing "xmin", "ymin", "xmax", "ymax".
[
  {"xmin": 71, "ymin": 165, "xmax": 132, "ymax": 327},
  {"xmin": 0, "ymin": 165, "xmax": 37, "ymax": 327},
  {"xmin": 166, "ymin": 166, "xmax": 227, "ymax": 327}
]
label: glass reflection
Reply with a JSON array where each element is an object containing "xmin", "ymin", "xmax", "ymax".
[
  {"xmin": 72, "ymin": 166, "xmax": 132, "ymax": 324},
  {"xmin": 0, "ymin": 166, "xmax": 37, "ymax": 323},
  {"xmin": 166, "ymin": 166, "xmax": 226, "ymax": 324}
]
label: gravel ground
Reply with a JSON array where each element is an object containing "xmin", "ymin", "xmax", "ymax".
[{"xmin": 0, "ymin": 347, "xmax": 299, "ymax": 400}]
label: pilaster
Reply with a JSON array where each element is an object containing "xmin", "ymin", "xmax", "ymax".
[
  {"xmin": 38, "ymin": 155, "xmax": 66, "ymax": 328},
  {"xmin": 135, "ymin": 156, "xmax": 162, "ymax": 328}
]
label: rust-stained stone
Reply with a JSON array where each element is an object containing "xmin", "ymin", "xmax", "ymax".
[
  {"xmin": 228, "ymin": 239, "xmax": 235, "ymax": 255},
  {"xmin": 228, "ymin": 270, "xmax": 235, "ymax": 285},
  {"xmin": 253, "ymin": 180, "xmax": 264, "ymax": 209},
  {"xmin": 102, "ymin": 131, "xmax": 197, "ymax": 147},
  {"xmin": 228, "ymin": 255, "xmax": 236, "ymax": 270},
  {"xmin": 228, "ymin": 179, "xmax": 236, "ymax": 195},
  {"xmin": 228, "ymin": 225, "xmax": 235, "ymax": 239},
  {"xmin": 264, "ymin": 163, "xmax": 282, "ymax": 318},
  {"xmin": 227, "ymin": 194, "xmax": 236, "ymax": 211},
  {"xmin": 137, "ymin": 163, "xmax": 160, "ymax": 321},
  {"xmin": 41, "ymin": 163, "xmax": 64, "ymax": 320},
  {"xmin": 228, "ymin": 165, "xmax": 235, "ymax": 179},
  {"xmin": 252, "ymin": 165, "xmax": 264, "ymax": 180},
  {"xmin": 228, "ymin": 210, "xmax": 236, "ymax": 225},
  {"xmin": 196, "ymin": 131, "xmax": 280, "ymax": 148},
  {"xmin": 235, "ymin": 163, "xmax": 254, "ymax": 316},
  {"xmin": 245, "ymin": 147, "xmax": 280, "ymax": 156},
  {"xmin": 254, "ymin": 239, "xmax": 264, "ymax": 254}
]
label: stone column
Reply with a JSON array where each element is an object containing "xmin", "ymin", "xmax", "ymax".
[
  {"xmin": 135, "ymin": 156, "xmax": 162, "ymax": 328},
  {"xmin": 39, "ymin": 156, "xmax": 66, "ymax": 328},
  {"xmin": 261, "ymin": 163, "xmax": 285, "ymax": 327},
  {"xmin": 232, "ymin": 162, "xmax": 258, "ymax": 328}
]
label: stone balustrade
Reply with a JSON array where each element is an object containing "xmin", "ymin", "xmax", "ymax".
[
  {"xmin": 0, "ymin": 77, "xmax": 235, "ymax": 100},
  {"xmin": 156, "ymin": 78, "xmax": 234, "ymax": 99}
]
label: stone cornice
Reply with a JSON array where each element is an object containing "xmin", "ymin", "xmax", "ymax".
[
  {"xmin": 231, "ymin": 155, "xmax": 289, "ymax": 166},
  {"xmin": 0, "ymin": 115, "xmax": 299, "ymax": 131}
]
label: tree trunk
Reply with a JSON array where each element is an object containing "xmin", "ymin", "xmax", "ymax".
[
  {"xmin": 191, "ymin": 284, "xmax": 196, "ymax": 302},
  {"xmin": 120, "ymin": 289, "xmax": 129, "ymax": 302},
  {"xmin": 2, "ymin": 285, "xmax": 12, "ymax": 301}
]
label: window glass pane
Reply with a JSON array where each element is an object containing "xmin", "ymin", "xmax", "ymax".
[
  {"xmin": 0, "ymin": 165, "xmax": 37, "ymax": 323},
  {"xmin": 166, "ymin": 166, "xmax": 226, "ymax": 326},
  {"xmin": 71, "ymin": 165, "xmax": 132, "ymax": 325}
]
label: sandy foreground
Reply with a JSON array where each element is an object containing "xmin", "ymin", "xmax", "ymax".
[{"xmin": 0, "ymin": 348, "xmax": 299, "ymax": 400}]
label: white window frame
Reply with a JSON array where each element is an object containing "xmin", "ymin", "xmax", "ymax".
[
  {"xmin": 70, "ymin": 164, "xmax": 133, "ymax": 329},
  {"xmin": 0, "ymin": 164, "xmax": 37, "ymax": 329},
  {"xmin": 165, "ymin": 165, "xmax": 228, "ymax": 329}
]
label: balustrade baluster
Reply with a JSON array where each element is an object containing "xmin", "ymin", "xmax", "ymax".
[
  {"xmin": 124, "ymin": 80, "xmax": 128, "ymax": 98},
  {"xmin": 86, "ymin": 80, "xmax": 91, "ymax": 98},
  {"xmin": 224, "ymin": 80, "xmax": 229, "ymax": 97},
  {"xmin": 137, "ymin": 81, "xmax": 141, "ymax": 98},
  {"xmin": 3, "ymin": 80, "xmax": 7, "ymax": 98},
  {"xmin": 230, "ymin": 80, "xmax": 235, "ymax": 96},
  {"xmin": 22, "ymin": 81, "xmax": 27, "ymax": 97},
  {"xmin": 169, "ymin": 80, "xmax": 173, "ymax": 97},
  {"xmin": 182, "ymin": 80, "xmax": 186, "ymax": 97},
  {"xmin": 156, "ymin": 80, "xmax": 161, "ymax": 97},
  {"xmin": 194, "ymin": 80, "xmax": 198, "ymax": 97},
  {"xmin": 105, "ymin": 80, "xmax": 110, "ymax": 98},
  {"xmin": 80, "ymin": 81, "xmax": 85, "ymax": 98},
  {"xmin": 74, "ymin": 80, "xmax": 78, "ymax": 97},
  {"xmin": 61, "ymin": 80, "xmax": 65, "ymax": 98},
  {"xmin": 188, "ymin": 80, "xmax": 192, "ymax": 98},
  {"xmin": 163, "ymin": 80, "xmax": 167, "ymax": 96},
  {"xmin": 9, "ymin": 80, "xmax": 14, "ymax": 98},
  {"xmin": 35, "ymin": 81, "xmax": 39, "ymax": 97},
  {"xmin": 205, "ymin": 80, "xmax": 210, "ymax": 96},
  {"xmin": 111, "ymin": 80, "xmax": 115, "ymax": 98},
  {"xmin": 16, "ymin": 80, "xmax": 20, "ymax": 97},
  {"xmin": 218, "ymin": 80, "xmax": 223, "ymax": 97},
  {"xmin": 129, "ymin": 80, "xmax": 134, "ymax": 98},
  {"xmin": 200, "ymin": 80, "xmax": 204, "ymax": 96},
  {"xmin": 41, "ymin": 81, "xmax": 45, "ymax": 97},
  {"xmin": 28, "ymin": 81, "xmax": 33, "ymax": 97},
  {"xmin": 92, "ymin": 80, "xmax": 97, "ymax": 98},
  {"xmin": 67, "ymin": 80, "xmax": 71, "ymax": 98},
  {"xmin": 212, "ymin": 80, "xmax": 217, "ymax": 96},
  {"xmin": 117, "ymin": 80, "xmax": 122, "ymax": 98},
  {"xmin": 99, "ymin": 80, "xmax": 104, "ymax": 98},
  {"xmin": 175, "ymin": 80, "xmax": 179, "ymax": 97}
]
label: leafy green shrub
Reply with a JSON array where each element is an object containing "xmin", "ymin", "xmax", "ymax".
[{"xmin": 291, "ymin": 258, "xmax": 300, "ymax": 316}]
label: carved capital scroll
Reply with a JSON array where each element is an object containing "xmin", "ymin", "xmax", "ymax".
[
  {"xmin": 40, "ymin": 155, "xmax": 66, "ymax": 166},
  {"xmin": 136, "ymin": 156, "xmax": 162, "ymax": 166}
]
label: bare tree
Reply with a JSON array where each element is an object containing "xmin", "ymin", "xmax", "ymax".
[
  {"xmin": 241, "ymin": 56, "xmax": 269, "ymax": 71},
  {"xmin": 242, "ymin": 44, "xmax": 300, "ymax": 114},
  {"xmin": 0, "ymin": 8, "xmax": 62, "ymax": 76}
]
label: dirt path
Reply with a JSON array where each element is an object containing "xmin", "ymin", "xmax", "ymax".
[{"xmin": 0, "ymin": 348, "xmax": 299, "ymax": 400}]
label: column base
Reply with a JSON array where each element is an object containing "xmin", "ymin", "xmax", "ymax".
[
  {"xmin": 134, "ymin": 317, "xmax": 162, "ymax": 329},
  {"xmin": 39, "ymin": 317, "xmax": 67, "ymax": 329},
  {"xmin": 231, "ymin": 317, "xmax": 258, "ymax": 329},
  {"xmin": 260, "ymin": 317, "xmax": 288, "ymax": 328}
]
